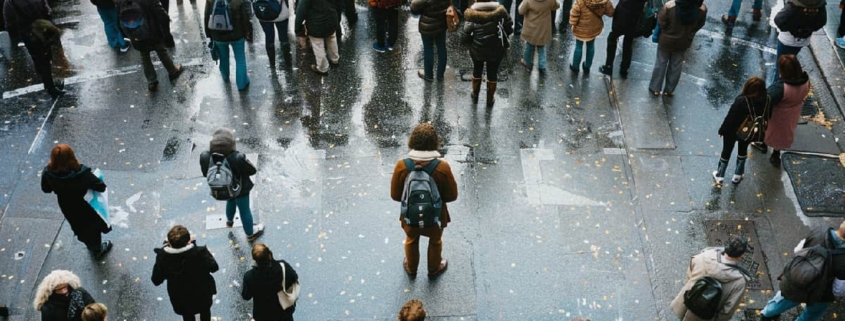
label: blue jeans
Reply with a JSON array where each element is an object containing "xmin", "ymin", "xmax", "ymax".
[
  {"xmin": 96, "ymin": 6, "xmax": 127, "ymax": 49},
  {"xmin": 522, "ymin": 44, "xmax": 547, "ymax": 69},
  {"xmin": 421, "ymin": 34, "xmax": 447, "ymax": 79},
  {"xmin": 214, "ymin": 38, "xmax": 250, "ymax": 90},
  {"xmin": 773, "ymin": 40, "xmax": 802, "ymax": 81},
  {"xmin": 572, "ymin": 39, "xmax": 595, "ymax": 70},
  {"xmin": 259, "ymin": 20, "xmax": 289, "ymax": 46},
  {"xmin": 728, "ymin": 0, "xmax": 762, "ymax": 17},
  {"xmin": 226, "ymin": 194, "xmax": 255, "ymax": 235},
  {"xmin": 498, "ymin": 0, "xmax": 524, "ymax": 33},
  {"xmin": 760, "ymin": 291, "xmax": 832, "ymax": 321}
]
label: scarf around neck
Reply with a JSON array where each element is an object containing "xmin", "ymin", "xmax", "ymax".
[
  {"xmin": 66, "ymin": 289, "xmax": 86, "ymax": 320},
  {"xmin": 408, "ymin": 150, "xmax": 442, "ymax": 161}
]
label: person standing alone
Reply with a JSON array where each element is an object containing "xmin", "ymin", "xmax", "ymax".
[
  {"xmin": 460, "ymin": 0, "xmax": 513, "ymax": 106},
  {"xmin": 152, "ymin": 225, "xmax": 219, "ymax": 321},
  {"xmin": 411, "ymin": 0, "xmax": 450, "ymax": 81},
  {"xmin": 648, "ymin": 0, "xmax": 706, "ymax": 97},
  {"xmin": 390, "ymin": 123, "xmax": 458, "ymax": 279},
  {"xmin": 205, "ymin": 0, "xmax": 253, "ymax": 90}
]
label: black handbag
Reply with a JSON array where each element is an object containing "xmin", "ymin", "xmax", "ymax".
[{"xmin": 637, "ymin": 0, "xmax": 658, "ymax": 38}]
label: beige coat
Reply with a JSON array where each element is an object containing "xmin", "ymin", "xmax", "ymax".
[
  {"xmin": 518, "ymin": 0, "xmax": 560, "ymax": 45},
  {"xmin": 569, "ymin": 0, "xmax": 614, "ymax": 41},
  {"xmin": 670, "ymin": 248, "xmax": 748, "ymax": 321}
]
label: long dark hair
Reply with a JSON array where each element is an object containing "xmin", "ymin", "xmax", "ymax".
[{"xmin": 740, "ymin": 76, "xmax": 767, "ymax": 98}]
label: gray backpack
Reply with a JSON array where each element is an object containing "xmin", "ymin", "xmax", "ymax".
[
  {"xmin": 400, "ymin": 159, "xmax": 443, "ymax": 228},
  {"xmin": 208, "ymin": 0, "xmax": 234, "ymax": 31},
  {"xmin": 207, "ymin": 153, "xmax": 241, "ymax": 200}
]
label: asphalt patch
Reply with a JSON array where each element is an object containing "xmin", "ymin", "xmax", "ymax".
[
  {"xmin": 782, "ymin": 153, "xmax": 845, "ymax": 216},
  {"xmin": 704, "ymin": 220, "xmax": 772, "ymax": 290}
]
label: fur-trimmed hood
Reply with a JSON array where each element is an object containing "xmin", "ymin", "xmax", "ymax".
[
  {"xmin": 33, "ymin": 270, "xmax": 81, "ymax": 310},
  {"xmin": 209, "ymin": 127, "xmax": 236, "ymax": 155},
  {"xmin": 465, "ymin": 2, "xmax": 508, "ymax": 23}
]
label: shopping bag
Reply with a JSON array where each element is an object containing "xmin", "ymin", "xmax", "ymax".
[{"xmin": 84, "ymin": 168, "xmax": 111, "ymax": 230}]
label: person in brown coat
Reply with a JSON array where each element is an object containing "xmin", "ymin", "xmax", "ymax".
[
  {"xmin": 648, "ymin": 0, "xmax": 706, "ymax": 96},
  {"xmin": 569, "ymin": 0, "xmax": 613, "ymax": 73},
  {"xmin": 390, "ymin": 123, "xmax": 458, "ymax": 279},
  {"xmin": 518, "ymin": 0, "xmax": 559, "ymax": 72}
]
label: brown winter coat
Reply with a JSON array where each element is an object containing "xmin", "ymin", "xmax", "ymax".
[
  {"xmin": 390, "ymin": 159, "xmax": 458, "ymax": 228},
  {"xmin": 656, "ymin": 0, "xmax": 707, "ymax": 52},
  {"xmin": 670, "ymin": 248, "xmax": 748, "ymax": 321},
  {"xmin": 518, "ymin": 0, "xmax": 560, "ymax": 45},
  {"xmin": 569, "ymin": 0, "xmax": 614, "ymax": 41}
]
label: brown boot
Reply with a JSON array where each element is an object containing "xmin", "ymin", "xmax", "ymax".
[
  {"xmin": 486, "ymin": 81, "xmax": 497, "ymax": 107},
  {"xmin": 470, "ymin": 77, "xmax": 482, "ymax": 102},
  {"xmin": 753, "ymin": 9, "xmax": 762, "ymax": 21}
]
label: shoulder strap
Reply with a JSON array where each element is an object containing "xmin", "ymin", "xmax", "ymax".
[
  {"xmin": 403, "ymin": 158, "xmax": 416, "ymax": 172},
  {"xmin": 421, "ymin": 159, "xmax": 440, "ymax": 175},
  {"xmin": 279, "ymin": 261, "xmax": 287, "ymax": 291},
  {"xmin": 744, "ymin": 96, "xmax": 755, "ymax": 118}
]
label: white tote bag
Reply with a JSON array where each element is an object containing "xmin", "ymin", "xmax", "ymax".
[
  {"xmin": 278, "ymin": 262, "xmax": 301, "ymax": 310},
  {"xmin": 83, "ymin": 168, "xmax": 110, "ymax": 229}
]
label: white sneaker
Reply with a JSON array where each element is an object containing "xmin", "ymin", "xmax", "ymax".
[
  {"xmin": 731, "ymin": 174, "xmax": 743, "ymax": 184},
  {"xmin": 712, "ymin": 171, "xmax": 724, "ymax": 185},
  {"xmin": 247, "ymin": 223, "xmax": 265, "ymax": 242}
]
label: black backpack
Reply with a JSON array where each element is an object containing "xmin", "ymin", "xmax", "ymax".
[
  {"xmin": 252, "ymin": 0, "xmax": 281, "ymax": 20},
  {"xmin": 684, "ymin": 276, "xmax": 723, "ymax": 319},
  {"xmin": 400, "ymin": 159, "xmax": 443, "ymax": 229},
  {"xmin": 779, "ymin": 244, "xmax": 845, "ymax": 302},
  {"xmin": 119, "ymin": 0, "xmax": 151, "ymax": 42}
]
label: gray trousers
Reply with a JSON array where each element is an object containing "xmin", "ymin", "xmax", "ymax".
[
  {"xmin": 140, "ymin": 43, "xmax": 178, "ymax": 84},
  {"xmin": 649, "ymin": 49, "xmax": 686, "ymax": 94}
]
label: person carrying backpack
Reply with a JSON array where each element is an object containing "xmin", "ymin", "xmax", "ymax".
[
  {"xmin": 670, "ymin": 236, "xmax": 749, "ymax": 321},
  {"xmin": 390, "ymin": 123, "xmax": 458, "ymax": 279},
  {"xmin": 770, "ymin": 0, "xmax": 825, "ymax": 69},
  {"xmin": 3, "ymin": 0, "xmax": 66, "ymax": 98},
  {"xmin": 90, "ymin": 0, "xmax": 131, "ymax": 52},
  {"xmin": 758, "ymin": 222, "xmax": 845, "ymax": 321},
  {"xmin": 253, "ymin": 0, "xmax": 292, "ymax": 69},
  {"xmin": 119, "ymin": 0, "xmax": 183, "ymax": 91},
  {"xmin": 204, "ymin": 0, "xmax": 253, "ymax": 90},
  {"xmin": 200, "ymin": 128, "xmax": 265, "ymax": 242},
  {"xmin": 459, "ymin": 0, "xmax": 513, "ymax": 106},
  {"xmin": 369, "ymin": 0, "xmax": 402, "ymax": 53},
  {"xmin": 713, "ymin": 76, "xmax": 769, "ymax": 185},
  {"xmin": 295, "ymin": 0, "xmax": 339, "ymax": 75}
]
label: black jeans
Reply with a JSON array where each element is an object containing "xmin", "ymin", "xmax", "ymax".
[
  {"xmin": 839, "ymin": 5, "xmax": 845, "ymax": 37},
  {"xmin": 79, "ymin": 231, "xmax": 102, "ymax": 251},
  {"xmin": 604, "ymin": 29, "xmax": 634, "ymax": 70},
  {"xmin": 721, "ymin": 135, "xmax": 750, "ymax": 160},
  {"xmin": 23, "ymin": 38, "xmax": 57, "ymax": 93},
  {"xmin": 373, "ymin": 7, "xmax": 399, "ymax": 46},
  {"xmin": 472, "ymin": 59, "xmax": 502, "ymax": 81}
]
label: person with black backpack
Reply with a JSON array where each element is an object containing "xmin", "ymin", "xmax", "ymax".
[
  {"xmin": 670, "ymin": 236, "xmax": 749, "ymax": 321},
  {"xmin": 770, "ymin": 0, "xmax": 825, "ymax": 80},
  {"xmin": 204, "ymin": 0, "xmax": 253, "ymax": 90},
  {"xmin": 713, "ymin": 76, "xmax": 769, "ymax": 185},
  {"xmin": 390, "ymin": 123, "xmax": 458, "ymax": 279},
  {"xmin": 118, "ymin": 0, "xmax": 183, "ymax": 91},
  {"xmin": 3, "ymin": 0, "xmax": 66, "ymax": 98},
  {"xmin": 459, "ymin": 0, "xmax": 513, "ymax": 107},
  {"xmin": 758, "ymin": 222, "xmax": 845, "ymax": 321},
  {"xmin": 253, "ymin": 0, "xmax": 292, "ymax": 69},
  {"xmin": 200, "ymin": 128, "xmax": 265, "ymax": 242}
]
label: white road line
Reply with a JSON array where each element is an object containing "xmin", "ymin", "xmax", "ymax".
[
  {"xmin": 698, "ymin": 29, "xmax": 778, "ymax": 54},
  {"xmin": 27, "ymin": 98, "xmax": 59, "ymax": 155},
  {"xmin": 3, "ymin": 58, "xmax": 205, "ymax": 99}
]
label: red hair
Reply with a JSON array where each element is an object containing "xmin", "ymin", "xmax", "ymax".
[{"xmin": 47, "ymin": 144, "xmax": 81, "ymax": 173}]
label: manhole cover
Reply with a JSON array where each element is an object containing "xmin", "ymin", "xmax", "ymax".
[
  {"xmin": 704, "ymin": 220, "xmax": 772, "ymax": 290},
  {"xmin": 782, "ymin": 154, "xmax": 845, "ymax": 216}
]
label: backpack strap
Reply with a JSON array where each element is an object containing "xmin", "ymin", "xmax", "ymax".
[
  {"xmin": 403, "ymin": 158, "xmax": 416, "ymax": 172},
  {"xmin": 723, "ymin": 262, "xmax": 754, "ymax": 281},
  {"xmin": 421, "ymin": 159, "xmax": 440, "ymax": 175}
]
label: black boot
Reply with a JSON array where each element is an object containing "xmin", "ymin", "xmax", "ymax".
[
  {"xmin": 732, "ymin": 156, "xmax": 746, "ymax": 184},
  {"xmin": 598, "ymin": 65, "xmax": 612, "ymax": 76},
  {"xmin": 0, "ymin": 305, "xmax": 9, "ymax": 317},
  {"xmin": 91, "ymin": 241, "xmax": 113, "ymax": 259},
  {"xmin": 266, "ymin": 44, "xmax": 277, "ymax": 70},
  {"xmin": 281, "ymin": 43, "xmax": 293, "ymax": 67},
  {"xmin": 770, "ymin": 150, "xmax": 782, "ymax": 168}
]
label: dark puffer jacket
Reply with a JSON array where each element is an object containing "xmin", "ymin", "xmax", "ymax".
[
  {"xmin": 204, "ymin": 0, "xmax": 253, "ymax": 42},
  {"xmin": 41, "ymin": 165, "xmax": 110, "ymax": 240},
  {"xmin": 152, "ymin": 244, "xmax": 219, "ymax": 316},
  {"xmin": 411, "ymin": 0, "xmax": 451, "ymax": 36},
  {"xmin": 718, "ymin": 95, "xmax": 770, "ymax": 138},
  {"xmin": 460, "ymin": 2, "xmax": 513, "ymax": 62},
  {"xmin": 242, "ymin": 260, "xmax": 299, "ymax": 321},
  {"xmin": 610, "ymin": 0, "xmax": 647, "ymax": 33},
  {"xmin": 294, "ymin": 0, "xmax": 338, "ymax": 37},
  {"xmin": 40, "ymin": 288, "xmax": 95, "ymax": 321},
  {"xmin": 3, "ymin": 0, "xmax": 51, "ymax": 41},
  {"xmin": 774, "ymin": 0, "xmax": 826, "ymax": 39}
]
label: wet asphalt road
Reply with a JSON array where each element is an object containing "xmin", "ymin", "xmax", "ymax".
[{"xmin": 1, "ymin": 0, "xmax": 845, "ymax": 319}]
